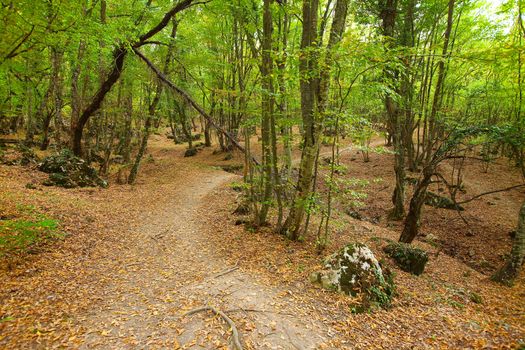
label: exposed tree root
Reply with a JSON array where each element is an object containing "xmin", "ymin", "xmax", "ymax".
[
  {"xmin": 183, "ymin": 306, "xmax": 243, "ymax": 350},
  {"xmin": 214, "ymin": 265, "xmax": 239, "ymax": 278}
]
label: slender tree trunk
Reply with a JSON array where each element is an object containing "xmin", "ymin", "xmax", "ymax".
[
  {"xmin": 381, "ymin": 0, "xmax": 406, "ymax": 220},
  {"xmin": 257, "ymin": 0, "xmax": 275, "ymax": 225},
  {"xmin": 51, "ymin": 48, "xmax": 64, "ymax": 147},
  {"xmin": 277, "ymin": 5, "xmax": 291, "ymax": 179},
  {"xmin": 37, "ymin": 55, "xmax": 54, "ymax": 150},
  {"xmin": 426, "ymin": 0, "xmax": 455, "ymax": 161},
  {"xmin": 280, "ymin": 0, "xmax": 320, "ymax": 239},
  {"xmin": 492, "ymin": 200, "xmax": 525, "ymax": 286},
  {"xmin": 128, "ymin": 18, "xmax": 178, "ymax": 184},
  {"xmin": 70, "ymin": 40, "xmax": 86, "ymax": 148}
]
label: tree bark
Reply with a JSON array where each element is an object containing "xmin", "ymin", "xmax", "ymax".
[
  {"xmin": 128, "ymin": 17, "xmax": 178, "ymax": 184},
  {"xmin": 492, "ymin": 200, "xmax": 525, "ymax": 286},
  {"xmin": 71, "ymin": 0, "xmax": 196, "ymax": 156},
  {"xmin": 399, "ymin": 167, "xmax": 433, "ymax": 243},
  {"xmin": 280, "ymin": 0, "xmax": 320, "ymax": 240},
  {"xmin": 425, "ymin": 0, "xmax": 455, "ymax": 161},
  {"xmin": 72, "ymin": 47, "xmax": 126, "ymax": 156},
  {"xmin": 281, "ymin": 0, "xmax": 349, "ymax": 239},
  {"xmin": 257, "ymin": 0, "xmax": 275, "ymax": 225}
]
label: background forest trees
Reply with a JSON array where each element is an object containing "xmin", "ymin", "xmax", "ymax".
[{"xmin": 1, "ymin": 0, "xmax": 524, "ymax": 282}]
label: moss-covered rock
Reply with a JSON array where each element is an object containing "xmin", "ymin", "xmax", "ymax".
[
  {"xmin": 384, "ymin": 241, "xmax": 428, "ymax": 275},
  {"xmin": 39, "ymin": 149, "xmax": 107, "ymax": 188},
  {"xmin": 310, "ymin": 243, "xmax": 395, "ymax": 311},
  {"xmin": 184, "ymin": 148, "xmax": 198, "ymax": 157}
]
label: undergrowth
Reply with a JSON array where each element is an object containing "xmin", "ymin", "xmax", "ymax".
[{"xmin": 0, "ymin": 206, "xmax": 62, "ymax": 257}]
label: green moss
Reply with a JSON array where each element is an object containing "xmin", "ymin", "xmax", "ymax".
[
  {"xmin": 384, "ymin": 242, "xmax": 429, "ymax": 275},
  {"xmin": 320, "ymin": 243, "xmax": 396, "ymax": 312},
  {"xmin": 469, "ymin": 292, "xmax": 483, "ymax": 304}
]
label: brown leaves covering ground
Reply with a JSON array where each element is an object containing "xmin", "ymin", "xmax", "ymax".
[
  {"xmin": 201, "ymin": 181, "xmax": 525, "ymax": 349},
  {"xmin": 0, "ymin": 135, "xmax": 524, "ymax": 349},
  {"xmin": 332, "ymin": 147, "xmax": 525, "ymax": 275}
]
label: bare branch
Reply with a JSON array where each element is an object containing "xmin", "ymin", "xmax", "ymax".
[{"xmin": 457, "ymin": 184, "xmax": 525, "ymax": 205}]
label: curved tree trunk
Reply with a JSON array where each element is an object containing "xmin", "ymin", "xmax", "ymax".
[
  {"xmin": 399, "ymin": 167, "xmax": 433, "ymax": 243},
  {"xmin": 71, "ymin": 47, "xmax": 126, "ymax": 156}
]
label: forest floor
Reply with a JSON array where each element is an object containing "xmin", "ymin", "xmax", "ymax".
[{"xmin": 1, "ymin": 134, "xmax": 524, "ymax": 349}]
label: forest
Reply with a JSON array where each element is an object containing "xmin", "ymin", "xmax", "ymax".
[{"xmin": 0, "ymin": 0, "xmax": 524, "ymax": 348}]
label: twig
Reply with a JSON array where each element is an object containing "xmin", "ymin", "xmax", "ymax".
[
  {"xmin": 183, "ymin": 306, "xmax": 243, "ymax": 350},
  {"xmin": 214, "ymin": 266, "xmax": 239, "ymax": 278}
]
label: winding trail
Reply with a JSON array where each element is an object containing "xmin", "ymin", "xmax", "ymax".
[{"xmin": 79, "ymin": 144, "xmax": 329, "ymax": 349}]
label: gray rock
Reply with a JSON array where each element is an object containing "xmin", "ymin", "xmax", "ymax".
[{"xmin": 311, "ymin": 243, "xmax": 395, "ymax": 311}]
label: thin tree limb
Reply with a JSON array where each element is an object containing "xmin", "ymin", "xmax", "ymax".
[
  {"xmin": 133, "ymin": 48, "xmax": 260, "ymax": 165},
  {"xmin": 1, "ymin": 25, "xmax": 35, "ymax": 64},
  {"xmin": 135, "ymin": 0, "xmax": 210, "ymax": 46},
  {"xmin": 456, "ymin": 183, "xmax": 525, "ymax": 205}
]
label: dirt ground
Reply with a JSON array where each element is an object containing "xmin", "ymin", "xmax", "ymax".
[
  {"xmin": 331, "ymin": 144, "xmax": 525, "ymax": 275},
  {"xmin": 0, "ymin": 135, "xmax": 524, "ymax": 349}
]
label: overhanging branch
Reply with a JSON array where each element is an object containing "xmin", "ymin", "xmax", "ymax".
[{"xmin": 133, "ymin": 48, "xmax": 260, "ymax": 166}]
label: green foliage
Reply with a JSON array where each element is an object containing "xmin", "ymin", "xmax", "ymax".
[
  {"xmin": 469, "ymin": 291, "xmax": 483, "ymax": 304},
  {"xmin": 39, "ymin": 149, "xmax": 108, "ymax": 188},
  {"xmin": 0, "ymin": 214, "xmax": 61, "ymax": 257}
]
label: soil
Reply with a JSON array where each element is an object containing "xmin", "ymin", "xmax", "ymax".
[
  {"xmin": 0, "ymin": 134, "xmax": 524, "ymax": 349},
  {"xmin": 332, "ymin": 141, "xmax": 525, "ymax": 274}
]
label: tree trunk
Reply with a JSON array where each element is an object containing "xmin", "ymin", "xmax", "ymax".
[
  {"xmin": 381, "ymin": 0, "xmax": 406, "ymax": 220},
  {"xmin": 257, "ymin": 0, "xmax": 275, "ymax": 226},
  {"xmin": 425, "ymin": 0, "xmax": 455, "ymax": 161},
  {"xmin": 72, "ymin": 47, "xmax": 127, "ymax": 156},
  {"xmin": 128, "ymin": 17, "xmax": 178, "ymax": 184},
  {"xmin": 399, "ymin": 167, "xmax": 433, "ymax": 243},
  {"xmin": 492, "ymin": 200, "xmax": 525, "ymax": 286},
  {"xmin": 51, "ymin": 48, "xmax": 64, "ymax": 147},
  {"xmin": 71, "ymin": 0, "xmax": 195, "ymax": 156},
  {"xmin": 280, "ymin": 0, "xmax": 320, "ymax": 239}
]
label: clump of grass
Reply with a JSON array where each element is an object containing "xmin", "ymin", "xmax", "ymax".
[{"xmin": 0, "ymin": 208, "xmax": 62, "ymax": 257}]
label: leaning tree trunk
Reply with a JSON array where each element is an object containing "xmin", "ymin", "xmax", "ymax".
[
  {"xmin": 72, "ymin": 47, "xmax": 127, "ymax": 156},
  {"xmin": 71, "ymin": 0, "xmax": 196, "ymax": 156},
  {"xmin": 492, "ymin": 200, "xmax": 525, "ymax": 286}
]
